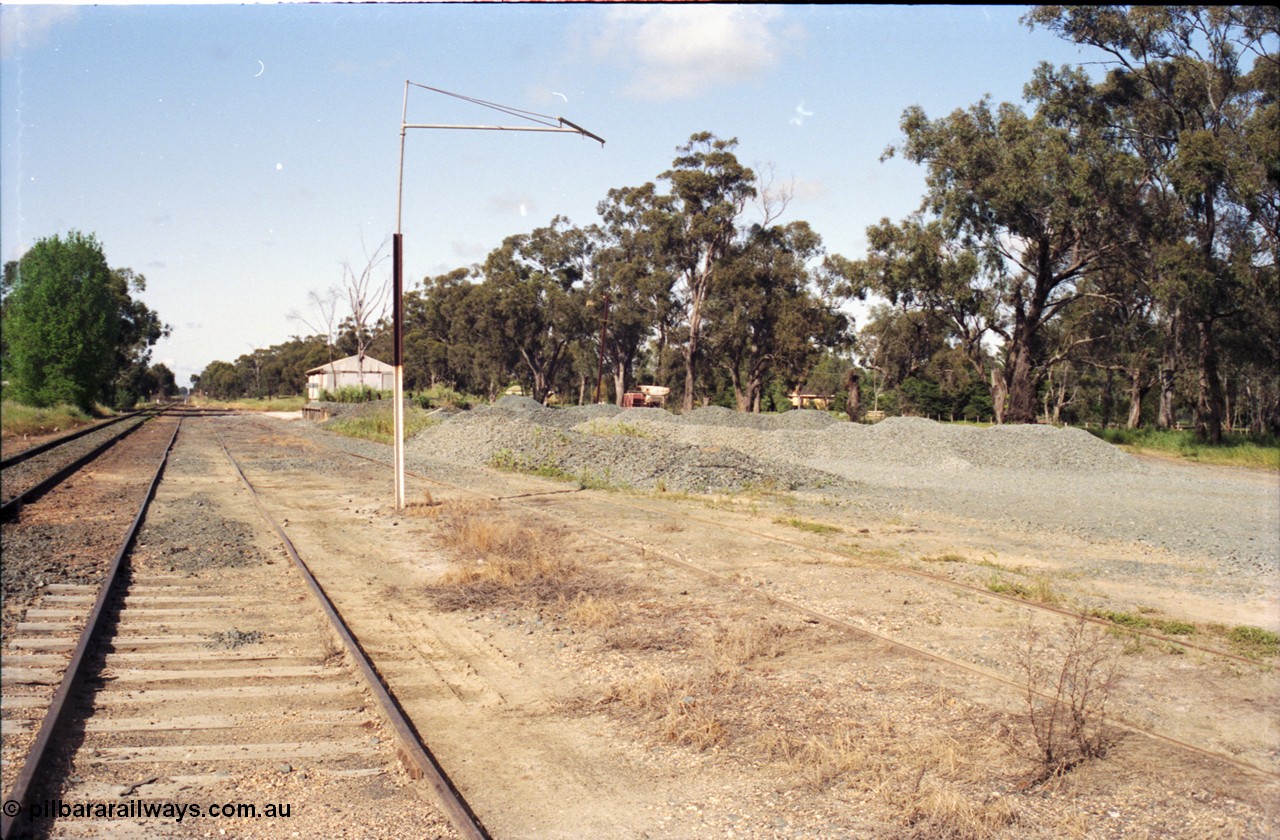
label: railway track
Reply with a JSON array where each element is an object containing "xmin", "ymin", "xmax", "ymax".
[
  {"xmin": 0, "ymin": 405, "xmax": 236, "ymax": 522},
  {"xmin": 286, "ymin": 422, "xmax": 1280, "ymax": 783},
  {"xmin": 1, "ymin": 418, "xmax": 482, "ymax": 839},
  {"xmin": 15, "ymin": 411, "xmax": 1264, "ymax": 834}
]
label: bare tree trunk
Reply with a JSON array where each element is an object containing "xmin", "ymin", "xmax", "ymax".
[
  {"xmin": 1157, "ymin": 307, "xmax": 1180, "ymax": 430},
  {"xmin": 1126, "ymin": 370, "xmax": 1149, "ymax": 429},
  {"xmin": 844, "ymin": 369, "xmax": 861, "ymax": 422},
  {"xmin": 990, "ymin": 369, "xmax": 1008, "ymax": 425},
  {"xmin": 1194, "ymin": 318, "xmax": 1224, "ymax": 443},
  {"xmin": 1005, "ymin": 338, "xmax": 1040, "ymax": 424},
  {"xmin": 612, "ymin": 361, "xmax": 626, "ymax": 407},
  {"xmin": 682, "ymin": 291, "xmax": 705, "ymax": 412}
]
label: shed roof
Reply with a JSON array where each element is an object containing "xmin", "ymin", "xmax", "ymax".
[{"xmin": 305, "ymin": 354, "xmax": 394, "ymax": 375}]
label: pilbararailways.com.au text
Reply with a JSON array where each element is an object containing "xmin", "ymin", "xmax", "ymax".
[{"xmin": 8, "ymin": 798, "xmax": 292, "ymax": 823}]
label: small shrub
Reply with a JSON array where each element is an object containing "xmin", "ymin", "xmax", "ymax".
[
  {"xmin": 1153, "ymin": 619, "xmax": 1196, "ymax": 636},
  {"xmin": 1018, "ymin": 617, "xmax": 1123, "ymax": 782},
  {"xmin": 320, "ymin": 385, "xmax": 387, "ymax": 404},
  {"xmin": 921, "ymin": 553, "xmax": 967, "ymax": 563},
  {"xmin": 1090, "ymin": 609, "xmax": 1151, "ymax": 630},
  {"xmin": 415, "ymin": 384, "xmax": 476, "ymax": 410}
]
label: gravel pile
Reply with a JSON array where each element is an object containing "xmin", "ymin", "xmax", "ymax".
[
  {"xmin": 265, "ymin": 405, "xmax": 1277, "ymax": 585},
  {"xmin": 413, "ymin": 411, "xmax": 829, "ymax": 492},
  {"xmin": 413, "ymin": 405, "xmax": 1138, "ymax": 493}
]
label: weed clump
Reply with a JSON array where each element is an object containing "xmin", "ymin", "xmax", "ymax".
[
  {"xmin": 1018, "ymin": 617, "xmax": 1123, "ymax": 783},
  {"xmin": 425, "ymin": 501, "xmax": 620, "ymax": 610},
  {"xmin": 1226, "ymin": 625, "xmax": 1280, "ymax": 657}
]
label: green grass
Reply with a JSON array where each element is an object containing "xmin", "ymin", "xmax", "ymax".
[
  {"xmin": 414, "ymin": 384, "xmax": 478, "ymax": 410},
  {"xmin": 1089, "ymin": 427, "xmax": 1280, "ymax": 470},
  {"xmin": 192, "ymin": 396, "xmax": 308, "ymax": 412},
  {"xmin": 1224, "ymin": 625, "xmax": 1280, "ymax": 658},
  {"xmin": 985, "ymin": 572, "xmax": 1059, "ymax": 605},
  {"xmin": 920, "ymin": 553, "xmax": 968, "ymax": 563},
  {"xmin": 325, "ymin": 405, "xmax": 438, "ymax": 443},
  {"xmin": 774, "ymin": 517, "xmax": 841, "ymax": 535},
  {"xmin": 1, "ymin": 400, "xmax": 102, "ymax": 438},
  {"xmin": 488, "ymin": 448, "xmax": 617, "ymax": 490}
]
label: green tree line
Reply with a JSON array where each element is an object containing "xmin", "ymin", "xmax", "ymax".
[{"xmin": 197, "ymin": 7, "xmax": 1276, "ymax": 435}]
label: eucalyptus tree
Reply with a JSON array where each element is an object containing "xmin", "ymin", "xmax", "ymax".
[
  {"xmin": 593, "ymin": 184, "xmax": 681, "ymax": 403},
  {"xmin": 886, "ymin": 95, "xmax": 1144, "ymax": 423},
  {"xmin": 661, "ymin": 132, "xmax": 757, "ymax": 411},
  {"xmin": 403, "ymin": 267, "xmax": 479, "ymax": 391},
  {"xmin": 1026, "ymin": 4, "xmax": 1279, "ymax": 440},
  {"xmin": 477, "ymin": 217, "xmax": 594, "ymax": 403},
  {"xmin": 705, "ymin": 220, "xmax": 851, "ymax": 412},
  {"xmin": 850, "ymin": 217, "xmax": 1008, "ymax": 418}
]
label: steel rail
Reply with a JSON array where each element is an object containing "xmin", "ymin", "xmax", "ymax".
[
  {"xmin": 274, "ymin": 429, "xmax": 1279, "ymax": 782},
  {"xmin": 0, "ymin": 419, "xmax": 181, "ymax": 840},
  {"xmin": 0, "ymin": 413, "xmax": 160, "ymax": 522},
  {"xmin": 0, "ymin": 409, "xmax": 152, "ymax": 470},
  {"xmin": 317, "ymin": 439, "xmax": 1267, "ymax": 667},
  {"xmin": 214, "ymin": 433, "xmax": 490, "ymax": 840},
  {"xmin": 521, "ymin": 503, "xmax": 1280, "ymax": 783}
]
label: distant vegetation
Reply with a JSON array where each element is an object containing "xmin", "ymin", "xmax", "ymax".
[
  {"xmin": 2, "ymin": 231, "xmax": 174, "ymax": 412},
  {"xmin": 1090, "ymin": 428, "xmax": 1280, "ymax": 470},
  {"xmin": 198, "ymin": 10, "xmax": 1275, "ymax": 442}
]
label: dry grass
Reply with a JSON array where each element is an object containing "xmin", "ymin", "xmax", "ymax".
[
  {"xmin": 426, "ymin": 500, "xmax": 622, "ymax": 611},
  {"xmin": 399, "ymin": 491, "xmax": 439, "ymax": 515},
  {"xmin": 605, "ymin": 669, "xmax": 730, "ymax": 751},
  {"xmin": 900, "ymin": 784, "xmax": 1020, "ymax": 840},
  {"xmin": 564, "ymin": 594, "xmax": 622, "ymax": 631}
]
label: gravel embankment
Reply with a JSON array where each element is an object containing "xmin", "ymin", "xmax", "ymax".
[{"xmin": 397, "ymin": 399, "xmax": 1279, "ymax": 586}]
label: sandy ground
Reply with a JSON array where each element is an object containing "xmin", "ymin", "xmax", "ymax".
[{"xmin": 193, "ymin": 413, "xmax": 1280, "ymax": 839}]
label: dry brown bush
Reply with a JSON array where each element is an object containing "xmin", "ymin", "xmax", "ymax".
[
  {"xmin": 426, "ymin": 500, "xmax": 623, "ymax": 610},
  {"xmin": 1019, "ymin": 616, "xmax": 1124, "ymax": 782},
  {"xmin": 900, "ymin": 784, "xmax": 1020, "ymax": 840},
  {"xmin": 605, "ymin": 668, "xmax": 729, "ymax": 751}
]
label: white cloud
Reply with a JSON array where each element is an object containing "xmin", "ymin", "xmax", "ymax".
[
  {"xmin": 592, "ymin": 6, "xmax": 793, "ymax": 101},
  {"xmin": 0, "ymin": 6, "xmax": 77, "ymax": 61}
]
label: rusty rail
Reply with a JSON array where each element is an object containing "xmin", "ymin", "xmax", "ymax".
[
  {"xmin": 215, "ymin": 433, "xmax": 490, "ymax": 840},
  {"xmin": 0, "ymin": 420, "xmax": 181, "ymax": 840}
]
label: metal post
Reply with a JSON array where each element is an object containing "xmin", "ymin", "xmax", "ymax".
[
  {"xmin": 393, "ymin": 81, "xmax": 409, "ymax": 510},
  {"xmin": 392, "ymin": 232, "xmax": 405, "ymax": 509},
  {"xmin": 393, "ymin": 81, "xmax": 602, "ymax": 510}
]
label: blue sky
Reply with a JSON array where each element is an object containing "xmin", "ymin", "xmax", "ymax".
[{"xmin": 1, "ymin": 3, "xmax": 1097, "ymax": 387}]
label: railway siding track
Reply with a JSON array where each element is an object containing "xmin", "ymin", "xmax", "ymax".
[
  {"xmin": 283, "ymin": 421, "xmax": 1279, "ymax": 781},
  {"xmin": 208, "ymin": 414, "xmax": 1279, "ymax": 836}
]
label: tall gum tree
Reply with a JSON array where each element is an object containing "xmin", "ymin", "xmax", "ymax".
[
  {"xmin": 1025, "ymin": 5, "xmax": 1279, "ymax": 440},
  {"xmin": 887, "ymin": 96, "xmax": 1143, "ymax": 423},
  {"xmin": 594, "ymin": 184, "xmax": 681, "ymax": 403},
  {"xmin": 478, "ymin": 217, "xmax": 593, "ymax": 403},
  {"xmin": 661, "ymin": 133, "xmax": 756, "ymax": 412}
]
